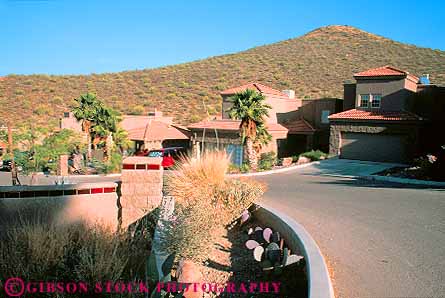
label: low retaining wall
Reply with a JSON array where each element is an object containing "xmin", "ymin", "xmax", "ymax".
[
  {"xmin": 255, "ymin": 204, "xmax": 335, "ymax": 298},
  {"xmin": 0, "ymin": 182, "xmax": 119, "ymax": 230}
]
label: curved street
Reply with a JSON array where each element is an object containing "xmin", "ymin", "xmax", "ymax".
[{"xmin": 255, "ymin": 159, "xmax": 445, "ymax": 298}]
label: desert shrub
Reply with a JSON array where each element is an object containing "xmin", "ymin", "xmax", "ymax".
[
  {"xmin": 300, "ymin": 150, "xmax": 328, "ymax": 161},
  {"xmin": 0, "ymin": 219, "xmax": 152, "ymax": 290},
  {"xmin": 258, "ymin": 151, "xmax": 277, "ymax": 171},
  {"xmin": 162, "ymin": 151, "xmax": 264, "ymax": 262},
  {"xmin": 129, "ymin": 105, "xmax": 145, "ymax": 115},
  {"xmin": 228, "ymin": 163, "xmax": 240, "ymax": 173},
  {"xmin": 240, "ymin": 162, "xmax": 250, "ymax": 173}
]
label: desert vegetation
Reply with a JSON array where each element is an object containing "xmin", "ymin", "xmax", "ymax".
[
  {"xmin": 0, "ymin": 217, "xmax": 155, "ymax": 297},
  {"xmin": 1, "ymin": 25, "xmax": 444, "ymax": 129},
  {"xmin": 162, "ymin": 151, "xmax": 265, "ymax": 262}
]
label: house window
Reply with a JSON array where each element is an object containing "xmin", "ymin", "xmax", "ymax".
[
  {"xmin": 359, "ymin": 94, "xmax": 370, "ymax": 107},
  {"xmin": 321, "ymin": 110, "xmax": 330, "ymax": 124},
  {"xmin": 371, "ymin": 94, "xmax": 381, "ymax": 108},
  {"xmin": 63, "ymin": 112, "xmax": 70, "ymax": 118}
]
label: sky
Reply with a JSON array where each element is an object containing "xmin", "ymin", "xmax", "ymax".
[{"xmin": 1, "ymin": 0, "xmax": 444, "ymax": 76}]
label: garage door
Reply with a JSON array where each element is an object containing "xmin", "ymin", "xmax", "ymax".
[{"xmin": 340, "ymin": 133, "xmax": 407, "ymax": 163}]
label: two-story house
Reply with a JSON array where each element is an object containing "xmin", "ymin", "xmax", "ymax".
[
  {"xmin": 188, "ymin": 83, "xmax": 293, "ymax": 165},
  {"xmin": 188, "ymin": 82, "xmax": 342, "ymax": 165},
  {"xmin": 328, "ymin": 66, "xmax": 428, "ymax": 163}
]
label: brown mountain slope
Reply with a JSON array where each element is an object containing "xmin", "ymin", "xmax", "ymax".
[{"xmin": 1, "ymin": 25, "xmax": 444, "ymax": 128}]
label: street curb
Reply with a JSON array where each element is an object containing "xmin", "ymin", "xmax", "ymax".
[
  {"xmin": 230, "ymin": 161, "xmax": 321, "ymax": 177},
  {"xmin": 360, "ymin": 174, "xmax": 445, "ymax": 188},
  {"xmin": 255, "ymin": 203, "xmax": 335, "ymax": 298}
]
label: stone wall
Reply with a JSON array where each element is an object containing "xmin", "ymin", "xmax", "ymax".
[{"xmin": 120, "ymin": 156, "xmax": 163, "ymax": 229}]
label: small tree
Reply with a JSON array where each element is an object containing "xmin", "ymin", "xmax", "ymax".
[
  {"xmin": 72, "ymin": 93, "xmax": 120, "ymax": 160},
  {"xmin": 228, "ymin": 89, "xmax": 271, "ymax": 171}
]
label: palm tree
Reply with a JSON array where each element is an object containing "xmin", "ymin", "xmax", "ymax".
[
  {"xmin": 253, "ymin": 122, "xmax": 272, "ymax": 153},
  {"xmin": 228, "ymin": 89, "xmax": 271, "ymax": 171},
  {"xmin": 73, "ymin": 93, "xmax": 119, "ymax": 160}
]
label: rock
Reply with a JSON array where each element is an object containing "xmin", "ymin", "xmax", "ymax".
[
  {"xmin": 297, "ymin": 156, "xmax": 311, "ymax": 164},
  {"xmin": 176, "ymin": 259, "xmax": 203, "ymax": 298},
  {"xmin": 281, "ymin": 157, "xmax": 293, "ymax": 167}
]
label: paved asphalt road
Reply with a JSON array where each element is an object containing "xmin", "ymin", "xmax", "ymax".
[{"xmin": 255, "ymin": 160, "xmax": 445, "ymax": 298}]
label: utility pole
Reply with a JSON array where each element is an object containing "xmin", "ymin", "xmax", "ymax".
[{"xmin": 8, "ymin": 123, "xmax": 20, "ymax": 186}]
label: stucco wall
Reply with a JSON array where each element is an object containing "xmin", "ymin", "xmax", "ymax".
[
  {"xmin": 221, "ymin": 94, "xmax": 301, "ymax": 123},
  {"xmin": 0, "ymin": 182, "xmax": 119, "ymax": 230},
  {"xmin": 355, "ymin": 78, "xmax": 416, "ymax": 111}
]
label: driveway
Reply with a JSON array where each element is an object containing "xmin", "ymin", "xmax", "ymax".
[{"xmin": 255, "ymin": 159, "xmax": 445, "ymax": 298}]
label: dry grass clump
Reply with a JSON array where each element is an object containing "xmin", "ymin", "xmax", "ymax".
[
  {"xmin": 0, "ymin": 218, "xmax": 152, "ymax": 288},
  {"xmin": 162, "ymin": 151, "xmax": 265, "ymax": 262}
]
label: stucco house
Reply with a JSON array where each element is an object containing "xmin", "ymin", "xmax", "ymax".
[
  {"xmin": 60, "ymin": 110, "xmax": 191, "ymax": 152},
  {"xmin": 188, "ymin": 82, "xmax": 342, "ymax": 165},
  {"xmin": 121, "ymin": 110, "xmax": 190, "ymax": 151},
  {"xmin": 328, "ymin": 66, "xmax": 445, "ymax": 163}
]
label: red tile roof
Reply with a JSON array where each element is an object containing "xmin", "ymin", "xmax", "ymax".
[
  {"xmin": 354, "ymin": 66, "xmax": 407, "ymax": 77},
  {"xmin": 354, "ymin": 66, "xmax": 419, "ymax": 82},
  {"xmin": 127, "ymin": 121, "xmax": 190, "ymax": 141},
  {"xmin": 220, "ymin": 82, "xmax": 289, "ymax": 98},
  {"xmin": 188, "ymin": 119, "xmax": 288, "ymax": 132},
  {"xmin": 328, "ymin": 109, "xmax": 423, "ymax": 121},
  {"xmin": 283, "ymin": 118, "xmax": 315, "ymax": 134}
]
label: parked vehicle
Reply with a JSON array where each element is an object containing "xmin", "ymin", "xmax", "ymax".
[
  {"xmin": 147, "ymin": 147, "xmax": 187, "ymax": 168},
  {"xmin": 0, "ymin": 159, "xmax": 23, "ymax": 172}
]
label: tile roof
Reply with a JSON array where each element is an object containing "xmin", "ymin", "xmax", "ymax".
[
  {"xmin": 220, "ymin": 82, "xmax": 289, "ymax": 98},
  {"xmin": 328, "ymin": 109, "xmax": 423, "ymax": 121},
  {"xmin": 282, "ymin": 118, "xmax": 316, "ymax": 134},
  {"xmin": 121, "ymin": 115, "xmax": 173, "ymax": 130},
  {"xmin": 354, "ymin": 66, "xmax": 407, "ymax": 77},
  {"xmin": 126, "ymin": 121, "xmax": 190, "ymax": 141},
  {"xmin": 188, "ymin": 119, "xmax": 288, "ymax": 132},
  {"xmin": 354, "ymin": 66, "xmax": 419, "ymax": 82}
]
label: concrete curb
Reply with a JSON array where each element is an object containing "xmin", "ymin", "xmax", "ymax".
[
  {"xmin": 230, "ymin": 161, "xmax": 321, "ymax": 177},
  {"xmin": 255, "ymin": 203, "xmax": 335, "ymax": 298},
  {"xmin": 152, "ymin": 196, "xmax": 175, "ymax": 279},
  {"xmin": 360, "ymin": 174, "xmax": 445, "ymax": 188}
]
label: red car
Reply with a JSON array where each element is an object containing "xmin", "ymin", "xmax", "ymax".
[{"xmin": 147, "ymin": 147, "xmax": 187, "ymax": 168}]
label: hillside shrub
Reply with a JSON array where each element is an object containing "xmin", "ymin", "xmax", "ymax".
[{"xmin": 129, "ymin": 105, "xmax": 145, "ymax": 115}]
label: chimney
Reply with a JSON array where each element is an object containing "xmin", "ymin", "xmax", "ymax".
[{"xmin": 282, "ymin": 90, "xmax": 295, "ymax": 99}]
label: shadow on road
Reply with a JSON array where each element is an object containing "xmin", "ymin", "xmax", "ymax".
[{"xmin": 307, "ymin": 176, "xmax": 445, "ymax": 191}]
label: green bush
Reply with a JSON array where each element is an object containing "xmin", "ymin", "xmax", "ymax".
[
  {"xmin": 91, "ymin": 152, "xmax": 122, "ymax": 174},
  {"xmin": 300, "ymin": 150, "xmax": 328, "ymax": 161},
  {"xmin": 240, "ymin": 162, "xmax": 250, "ymax": 173},
  {"xmin": 258, "ymin": 151, "xmax": 277, "ymax": 171},
  {"xmin": 291, "ymin": 155, "xmax": 300, "ymax": 163}
]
